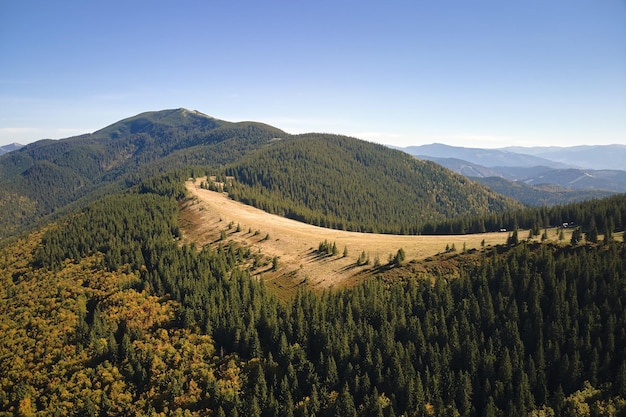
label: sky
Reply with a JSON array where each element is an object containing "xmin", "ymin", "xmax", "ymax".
[{"xmin": 1, "ymin": 0, "xmax": 625, "ymax": 149}]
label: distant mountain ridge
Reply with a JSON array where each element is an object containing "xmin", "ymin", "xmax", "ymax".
[
  {"xmin": 401, "ymin": 143, "xmax": 570, "ymax": 168},
  {"xmin": 503, "ymin": 144, "xmax": 626, "ymax": 171},
  {"xmin": 400, "ymin": 143, "xmax": 626, "ymax": 204},
  {"xmin": 0, "ymin": 142, "xmax": 24, "ymax": 155},
  {"xmin": 401, "ymin": 143, "xmax": 626, "ymax": 171}
]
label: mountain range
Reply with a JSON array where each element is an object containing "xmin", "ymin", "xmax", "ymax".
[
  {"xmin": 401, "ymin": 142, "xmax": 626, "ymax": 171},
  {"xmin": 400, "ymin": 143, "xmax": 626, "ymax": 204},
  {"xmin": 0, "ymin": 109, "xmax": 518, "ymax": 239},
  {"xmin": 2, "ymin": 110, "xmax": 623, "ymax": 239}
]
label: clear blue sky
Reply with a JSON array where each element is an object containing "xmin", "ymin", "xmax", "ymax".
[{"xmin": 1, "ymin": 0, "xmax": 625, "ymax": 148}]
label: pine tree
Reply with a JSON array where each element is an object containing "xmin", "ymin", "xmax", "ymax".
[
  {"xmin": 334, "ymin": 383, "xmax": 357, "ymax": 417},
  {"xmin": 272, "ymin": 256, "xmax": 279, "ymax": 271}
]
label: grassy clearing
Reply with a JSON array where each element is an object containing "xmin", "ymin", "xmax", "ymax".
[{"xmin": 181, "ymin": 178, "xmax": 593, "ymax": 295}]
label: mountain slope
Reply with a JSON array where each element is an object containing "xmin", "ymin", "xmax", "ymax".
[
  {"xmin": 415, "ymin": 156, "xmax": 504, "ymax": 177},
  {"xmin": 0, "ymin": 109, "xmax": 287, "ymax": 238},
  {"xmin": 222, "ymin": 134, "xmax": 522, "ymax": 234},
  {"xmin": 2, "ymin": 176, "xmax": 625, "ymax": 415}
]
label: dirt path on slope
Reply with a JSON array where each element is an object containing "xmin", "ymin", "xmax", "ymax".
[{"xmin": 180, "ymin": 179, "xmax": 512, "ymax": 293}]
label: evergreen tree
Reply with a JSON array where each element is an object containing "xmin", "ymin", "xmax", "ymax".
[{"xmin": 571, "ymin": 228, "xmax": 583, "ymax": 245}]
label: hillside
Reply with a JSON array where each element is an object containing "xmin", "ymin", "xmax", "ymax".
[
  {"xmin": 1, "ymin": 175, "xmax": 625, "ymax": 416},
  {"xmin": 415, "ymin": 154, "xmax": 626, "ymax": 204},
  {"xmin": 1, "ymin": 110, "xmax": 525, "ymax": 239},
  {"xmin": 0, "ymin": 109, "xmax": 287, "ymax": 238},
  {"xmin": 183, "ymin": 179, "xmax": 518, "ymax": 295},
  {"xmin": 416, "ymin": 157, "xmax": 617, "ymax": 206},
  {"xmin": 221, "ymin": 134, "xmax": 522, "ymax": 234}
]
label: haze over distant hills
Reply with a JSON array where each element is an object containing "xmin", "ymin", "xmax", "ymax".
[
  {"xmin": 401, "ymin": 143, "xmax": 626, "ymax": 171},
  {"xmin": 400, "ymin": 143, "xmax": 626, "ymax": 204},
  {"xmin": 503, "ymin": 144, "xmax": 626, "ymax": 171},
  {"xmin": 400, "ymin": 143, "xmax": 568, "ymax": 168},
  {"xmin": 0, "ymin": 142, "xmax": 24, "ymax": 155}
]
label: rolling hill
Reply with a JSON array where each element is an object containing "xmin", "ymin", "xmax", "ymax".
[
  {"xmin": 0, "ymin": 109, "xmax": 287, "ymax": 238},
  {"xmin": 410, "ymin": 145, "xmax": 626, "ymax": 204},
  {"xmin": 221, "ymin": 134, "xmax": 521, "ymax": 234},
  {"xmin": 1, "ymin": 109, "xmax": 524, "ymax": 239},
  {"xmin": 419, "ymin": 156, "xmax": 626, "ymax": 196},
  {"xmin": 473, "ymin": 176, "xmax": 615, "ymax": 206},
  {"xmin": 1, "ymin": 172, "xmax": 625, "ymax": 416}
]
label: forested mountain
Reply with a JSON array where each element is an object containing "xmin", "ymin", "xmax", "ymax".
[
  {"xmin": 521, "ymin": 168, "xmax": 626, "ymax": 193},
  {"xmin": 219, "ymin": 134, "xmax": 521, "ymax": 234},
  {"xmin": 0, "ymin": 110, "xmax": 524, "ymax": 239},
  {"xmin": 1, "ymin": 174, "xmax": 625, "ymax": 416},
  {"xmin": 0, "ymin": 109, "xmax": 286, "ymax": 238},
  {"xmin": 2, "ymin": 109, "xmax": 626, "ymax": 415}
]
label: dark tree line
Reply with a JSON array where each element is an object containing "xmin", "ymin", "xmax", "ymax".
[{"xmin": 422, "ymin": 193, "xmax": 626, "ymax": 236}]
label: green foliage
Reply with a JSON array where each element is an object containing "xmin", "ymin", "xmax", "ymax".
[
  {"xmin": 357, "ymin": 250, "xmax": 369, "ymax": 266},
  {"xmin": 392, "ymin": 248, "xmax": 406, "ymax": 266},
  {"xmin": 318, "ymin": 240, "xmax": 338, "ymax": 256},
  {"xmin": 224, "ymin": 134, "xmax": 520, "ymax": 234},
  {"xmin": 508, "ymin": 229, "xmax": 520, "ymax": 245},
  {"xmin": 0, "ymin": 109, "xmax": 286, "ymax": 239},
  {"xmin": 425, "ymin": 193, "xmax": 626, "ymax": 236},
  {"xmin": 2, "ymin": 173, "xmax": 626, "ymax": 416},
  {"xmin": 571, "ymin": 228, "xmax": 583, "ymax": 246},
  {"xmin": 272, "ymin": 256, "xmax": 279, "ymax": 271}
]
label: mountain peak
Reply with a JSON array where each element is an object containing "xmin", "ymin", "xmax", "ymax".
[{"xmin": 176, "ymin": 108, "xmax": 214, "ymax": 119}]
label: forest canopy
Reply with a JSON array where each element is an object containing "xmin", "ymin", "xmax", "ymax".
[{"xmin": 1, "ymin": 173, "xmax": 625, "ymax": 416}]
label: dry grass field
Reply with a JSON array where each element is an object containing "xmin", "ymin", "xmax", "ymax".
[{"xmin": 181, "ymin": 178, "xmax": 580, "ymax": 297}]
